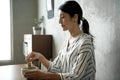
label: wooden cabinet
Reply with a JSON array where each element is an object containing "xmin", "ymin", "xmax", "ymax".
[{"xmin": 23, "ymin": 34, "xmax": 52, "ymax": 60}]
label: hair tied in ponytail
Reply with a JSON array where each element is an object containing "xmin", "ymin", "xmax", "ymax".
[{"xmin": 82, "ymin": 17, "xmax": 85, "ymax": 21}]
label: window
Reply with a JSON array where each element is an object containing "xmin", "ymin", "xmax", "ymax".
[{"xmin": 0, "ymin": 0, "xmax": 12, "ymax": 61}]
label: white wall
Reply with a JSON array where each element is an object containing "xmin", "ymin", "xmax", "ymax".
[
  {"xmin": 39, "ymin": 0, "xmax": 120, "ymax": 80},
  {"xmin": 81, "ymin": 0, "xmax": 120, "ymax": 80},
  {"xmin": 38, "ymin": 0, "xmax": 69, "ymax": 58}
]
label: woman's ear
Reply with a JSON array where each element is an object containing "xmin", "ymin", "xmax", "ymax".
[{"xmin": 73, "ymin": 14, "xmax": 78, "ymax": 23}]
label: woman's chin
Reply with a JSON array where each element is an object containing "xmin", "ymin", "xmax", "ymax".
[{"xmin": 62, "ymin": 28, "xmax": 67, "ymax": 31}]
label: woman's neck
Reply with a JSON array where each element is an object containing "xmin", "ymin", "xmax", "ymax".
[{"xmin": 69, "ymin": 25, "xmax": 83, "ymax": 38}]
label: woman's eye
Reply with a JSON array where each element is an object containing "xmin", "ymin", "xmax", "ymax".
[{"xmin": 61, "ymin": 15, "xmax": 64, "ymax": 18}]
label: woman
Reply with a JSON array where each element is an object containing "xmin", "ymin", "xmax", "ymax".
[{"xmin": 24, "ymin": 1, "xmax": 96, "ymax": 80}]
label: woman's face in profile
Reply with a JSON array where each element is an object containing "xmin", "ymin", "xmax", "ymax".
[{"xmin": 59, "ymin": 11, "xmax": 75, "ymax": 31}]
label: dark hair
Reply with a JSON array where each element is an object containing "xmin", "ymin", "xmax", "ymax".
[{"xmin": 59, "ymin": 1, "xmax": 90, "ymax": 35}]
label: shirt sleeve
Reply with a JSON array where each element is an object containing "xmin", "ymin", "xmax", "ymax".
[
  {"xmin": 48, "ymin": 39, "xmax": 67, "ymax": 73},
  {"xmin": 58, "ymin": 39, "xmax": 95, "ymax": 80},
  {"xmin": 47, "ymin": 53, "xmax": 62, "ymax": 73}
]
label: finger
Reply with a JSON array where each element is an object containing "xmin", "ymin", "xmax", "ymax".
[
  {"xmin": 25, "ymin": 56, "xmax": 30, "ymax": 63},
  {"xmin": 24, "ymin": 72, "xmax": 33, "ymax": 77},
  {"xmin": 24, "ymin": 71, "xmax": 37, "ymax": 77},
  {"xmin": 26, "ymin": 53, "xmax": 34, "ymax": 62},
  {"xmin": 29, "ymin": 52, "xmax": 39, "ymax": 60}
]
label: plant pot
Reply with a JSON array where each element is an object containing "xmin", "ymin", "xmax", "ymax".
[{"xmin": 32, "ymin": 26, "xmax": 41, "ymax": 35}]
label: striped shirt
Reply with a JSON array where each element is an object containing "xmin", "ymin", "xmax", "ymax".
[{"xmin": 48, "ymin": 33, "xmax": 96, "ymax": 80}]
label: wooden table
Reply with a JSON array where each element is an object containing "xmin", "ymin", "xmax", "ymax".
[{"xmin": 0, "ymin": 64, "xmax": 28, "ymax": 80}]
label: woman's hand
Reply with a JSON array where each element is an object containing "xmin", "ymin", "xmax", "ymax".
[
  {"xmin": 26, "ymin": 52, "xmax": 42, "ymax": 63},
  {"xmin": 24, "ymin": 69, "xmax": 61, "ymax": 80},
  {"xmin": 26, "ymin": 51, "xmax": 50, "ymax": 69},
  {"xmin": 24, "ymin": 69, "xmax": 46, "ymax": 80}
]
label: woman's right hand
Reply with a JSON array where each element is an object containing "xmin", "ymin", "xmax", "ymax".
[
  {"xmin": 26, "ymin": 51, "xmax": 42, "ymax": 63},
  {"xmin": 26, "ymin": 51, "xmax": 50, "ymax": 69}
]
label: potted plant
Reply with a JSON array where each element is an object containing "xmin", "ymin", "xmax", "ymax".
[{"xmin": 33, "ymin": 16, "xmax": 44, "ymax": 35}]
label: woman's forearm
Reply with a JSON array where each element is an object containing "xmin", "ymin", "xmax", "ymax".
[{"xmin": 39, "ymin": 54, "xmax": 50, "ymax": 69}]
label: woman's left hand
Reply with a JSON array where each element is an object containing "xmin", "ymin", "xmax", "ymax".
[{"xmin": 24, "ymin": 69, "xmax": 46, "ymax": 80}]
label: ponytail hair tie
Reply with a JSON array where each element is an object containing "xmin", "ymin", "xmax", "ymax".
[{"xmin": 82, "ymin": 17, "xmax": 85, "ymax": 20}]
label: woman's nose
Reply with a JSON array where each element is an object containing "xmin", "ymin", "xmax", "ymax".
[
  {"xmin": 59, "ymin": 18, "xmax": 62, "ymax": 24},
  {"xmin": 59, "ymin": 18, "xmax": 61, "ymax": 24}
]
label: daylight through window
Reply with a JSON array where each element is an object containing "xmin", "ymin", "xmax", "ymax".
[{"xmin": 0, "ymin": 0, "xmax": 12, "ymax": 61}]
